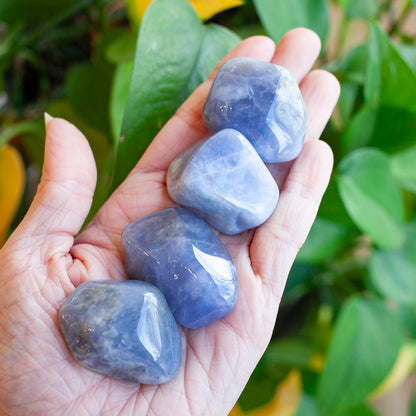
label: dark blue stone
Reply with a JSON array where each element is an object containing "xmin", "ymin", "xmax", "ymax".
[
  {"xmin": 59, "ymin": 280, "xmax": 182, "ymax": 384},
  {"xmin": 167, "ymin": 129, "xmax": 279, "ymax": 234},
  {"xmin": 121, "ymin": 207, "xmax": 237, "ymax": 329},
  {"xmin": 203, "ymin": 57, "xmax": 307, "ymax": 163}
]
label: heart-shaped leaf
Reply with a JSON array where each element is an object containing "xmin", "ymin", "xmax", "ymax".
[
  {"xmin": 369, "ymin": 223, "xmax": 416, "ymax": 306},
  {"xmin": 297, "ymin": 217, "xmax": 350, "ymax": 263},
  {"xmin": 253, "ymin": 0, "xmax": 329, "ymax": 45},
  {"xmin": 391, "ymin": 144, "xmax": 416, "ymax": 193},
  {"xmin": 338, "ymin": 0, "xmax": 380, "ymax": 19},
  {"xmin": 318, "ymin": 297, "xmax": 403, "ymax": 415},
  {"xmin": 365, "ymin": 23, "xmax": 416, "ymax": 111},
  {"xmin": 337, "ymin": 148, "xmax": 405, "ymax": 248},
  {"xmin": 110, "ymin": 0, "xmax": 240, "ymax": 190}
]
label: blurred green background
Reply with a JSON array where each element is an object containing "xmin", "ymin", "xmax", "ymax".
[{"xmin": 1, "ymin": 0, "xmax": 416, "ymax": 414}]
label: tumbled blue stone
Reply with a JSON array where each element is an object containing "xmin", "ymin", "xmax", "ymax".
[
  {"xmin": 203, "ymin": 57, "xmax": 307, "ymax": 163},
  {"xmin": 167, "ymin": 129, "xmax": 279, "ymax": 234},
  {"xmin": 121, "ymin": 207, "xmax": 237, "ymax": 329},
  {"xmin": 59, "ymin": 280, "xmax": 182, "ymax": 384}
]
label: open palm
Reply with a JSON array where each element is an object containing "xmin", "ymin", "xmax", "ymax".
[{"xmin": 0, "ymin": 29, "xmax": 339, "ymax": 416}]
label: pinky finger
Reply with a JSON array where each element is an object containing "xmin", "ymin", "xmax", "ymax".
[{"xmin": 250, "ymin": 138, "xmax": 334, "ymax": 300}]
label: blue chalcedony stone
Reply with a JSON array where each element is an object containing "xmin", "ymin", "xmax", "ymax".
[
  {"xmin": 121, "ymin": 207, "xmax": 237, "ymax": 329},
  {"xmin": 59, "ymin": 280, "xmax": 182, "ymax": 384},
  {"xmin": 203, "ymin": 57, "xmax": 307, "ymax": 163},
  {"xmin": 167, "ymin": 129, "xmax": 279, "ymax": 234}
]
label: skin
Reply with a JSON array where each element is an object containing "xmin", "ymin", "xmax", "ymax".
[{"xmin": 0, "ymin": 28, "xmax": 340, "ymax": 416}]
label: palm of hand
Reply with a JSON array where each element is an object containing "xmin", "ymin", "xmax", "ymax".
[{"xmin": 0, "ymin": 30, "xmax": 339, "ymax": 416}]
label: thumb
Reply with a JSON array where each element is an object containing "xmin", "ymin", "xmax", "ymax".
[{"xmin": 13, "ymin": 115, "xmax": 97, "ymax": 257}]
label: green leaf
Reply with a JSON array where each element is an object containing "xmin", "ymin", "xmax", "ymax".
[
  {"xmin": 318, "ymin": 178, "xmax": 354, "ymax": 227},
  {"xmin": 105, "ymin": 31, "xmax": 138, "ymax": 64},
  {"xmin": 337, "ymin": 148, "xmax": 405, "ymax": 249},
  {"xmin": 46, "ymin": 99, "xmax": 112, "ymax": 222},
  {"xmin": 0, "ymin": 23, "xmax": 23, "ymax": 64},
  {"xmin": 0, "ymin": 121, "xmax": 43, "ymax": 147},
  {"xmin": 369, "ymin": 223, "xmax": 416, "ymax": 306},
  {"xmin": 185, "ymin": 24, "xmax": 241, "ymax": 95},
  {"xmin": 317, "ymin": 297, "xmax": 403, "ymax": 416},
  {"xmin": 396, "ymin": 43, "xmax": 416, "ymax": 73},
  {"xmin": 110, "ymin": 0, "xmax": 240, "ymax": 190},
  {"xmin": 391, "ymin": 144, "xmax": 416, "ymax": 193},
  {"xmin": 110, "ymin": 61, "xmax": 134, "ymax": 143},
  {"xmin": 327, "ymin": 44, "xmax": 368, "ymax": 126},
  {"xmin": 66, "ymin": 61, "xmax": 114, "ymax": 136},
  {"xmin": 337, "ymin": 403, "xmax": 381, "ymax": 416},
  {"xmin": 297, "ymin": 217, "xmax": 350, "ymax": 263},
  {"xmin": 253, "ymin": 0, "xmax": 329, "ymax": 45},
  {"xmin": 338, "ymin": 0, "xmax": 380, "ymax": 19},
  {"xmin": 338, "ymin": 82, "xmax": 360, "ymax": 126},
  {"xmin": 263, "ymin": 338, "xmax": 313, "ymax": 369},
  {"xmin": 284, "ymin": 262, "xmax": 316, "ymax": 300},
  {"xmin": 0, "ymin": 0, "xmax": 91, "ymax": 25},
  {"xmin": 342, "ymin": 28, "xmax": 416, "ymax": 154},
  {"xmin": 327, "ymin": 43, "xmax": 368, "ymax": 85},
  {"xmin": 365, "ymin": 23, "xmax": 416, "ymax": 111},
  {"xmin": 342, "ymin": 104, "xmax": 416, "ymax": 154},
  {"xmin": 397, "ymin": 306, "xmax": 416, "ymax": 338}
]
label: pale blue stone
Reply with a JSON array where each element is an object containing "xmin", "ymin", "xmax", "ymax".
[
  {"xmin": 121, "ymin": 207, "xmax": 237, "ymax": 329},
  {"xmin": 167, "ymin": 129, "xmax": 279, "ymax": 234},
  {"xmin": 203, "ymin": 57, "xmax": 307, "ymax": 163},
  {"xmin": 59, "ymin": 280, "xmax": 182, "ymax": 384}
]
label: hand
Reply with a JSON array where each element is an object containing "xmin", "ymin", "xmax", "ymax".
[{"xmin": 0, "ymin": 28, "xmax": 339, "ymax": 415}]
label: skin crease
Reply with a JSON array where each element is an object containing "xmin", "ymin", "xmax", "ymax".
[{"xmin": 0, "ymin": 28, "xmax": 340, "ymax": 416}]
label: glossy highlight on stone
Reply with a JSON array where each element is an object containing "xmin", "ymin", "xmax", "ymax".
[
  {"xmin": 167, "ymin": 129, "xmax": 279, "ymax": 234},
  {"xmin": 59, "ymin": 280, "xmax": 182, "ymax": 384},
  {"xmin": 203, "ymin": 57, "xmax": 307, "ymax": 163},
  {"xmin": 121, "ymin": 207, "xmax": 238, "ymax": 329}
]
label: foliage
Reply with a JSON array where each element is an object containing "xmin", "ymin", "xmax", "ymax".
[{"xmin": 1, "ymin": 0, "xmax": 416, "ymax": 414}]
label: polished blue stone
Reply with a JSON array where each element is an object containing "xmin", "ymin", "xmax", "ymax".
[
  {"xmin": 59, "ymin": 280, "xmax": 182, "ymax": 384},
  {"xmin": 121, "ymin": 207, "xmax": 237, "ymax": 329},
  {"xmin": 167, "ymin": 129, "xmax": 279, "ymax": 234},
  {"xmin": 203, "ymin": 57, "xmax": 307, "ymax": 163}
]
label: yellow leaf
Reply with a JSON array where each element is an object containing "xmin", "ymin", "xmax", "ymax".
[
  {"xmin": 0, "ymin": 145, "xmax": 25, "ymax": 245},
  {"xmin": 369, "ymin": 343, "xmax": 416, "ymax": 399},
  {"xmin": 230, "ymin": 370, "xmax": 302, "ymax": 416},
  {"xmin": 188, "ymin": 0, "xmax": 244, "ymax": 20},
  {"xmin": 127, "ymin": 0, "xmax": 243, "ymax": 25}
]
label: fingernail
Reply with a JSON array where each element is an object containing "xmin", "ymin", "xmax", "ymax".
[{"xmin": 44, "ymin": 112, "xmax": 54, "ymax": 127}]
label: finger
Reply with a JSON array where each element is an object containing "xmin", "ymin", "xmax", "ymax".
[
  {"xmin": 250, "ymin": 140, "xmax": 334, "ymax": 299},
  {"xmin": 301, "ymin": 69, "xmax": 341, "ymax": 141},
  {"xmin": 271, "ymin": 27, "xmax": 321, "ymax": 82},
  {"xmin": 11, "ymin": 116, "xmax": 97, "ymax": 258},
  {"xmin": 208, "ymin": 35, "xmax": 276, "ymax": 81},
  {"xmin": 261, "ymin": 69, "xmax": 340, "ymax": 186}
]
